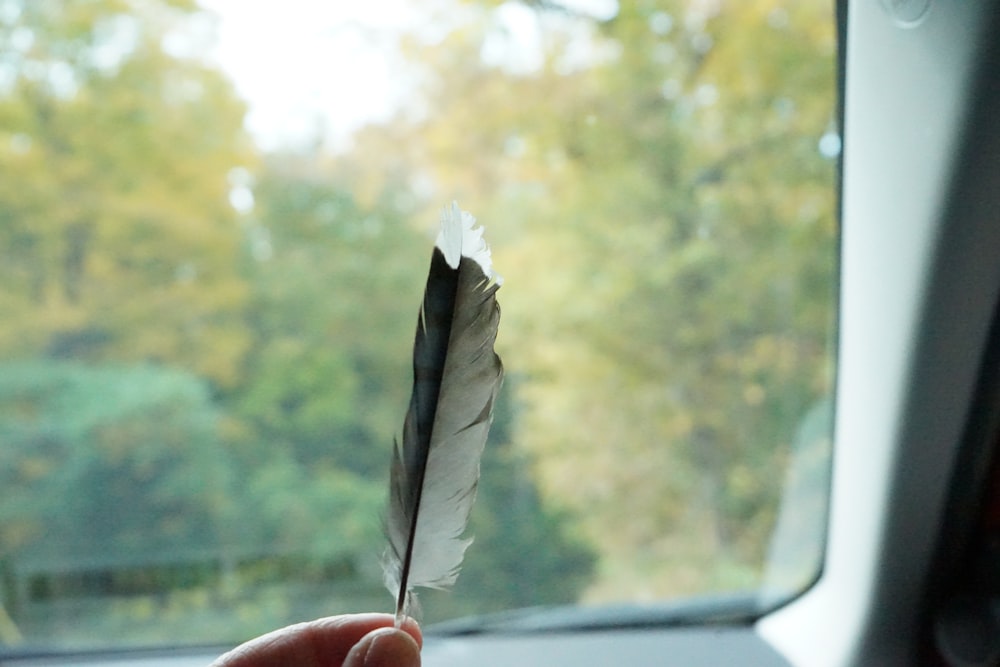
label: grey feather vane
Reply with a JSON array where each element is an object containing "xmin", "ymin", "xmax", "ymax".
[{"xmin": 383, "ymin": 202, "xmax": 503, "ymax": 624}]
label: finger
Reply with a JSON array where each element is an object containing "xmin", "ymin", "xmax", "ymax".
[
  {"xmin": 211, "ymin": 613, "xmax": 422, "ymax": 667},
  {"xmin": 343, "ymin": 627, "xmax": 422, "ymax": 667}
]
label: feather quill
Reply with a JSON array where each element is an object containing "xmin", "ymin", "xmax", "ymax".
[{"xmin": 383, "ymin": 202, "xmax": 503, "ymax": 624}]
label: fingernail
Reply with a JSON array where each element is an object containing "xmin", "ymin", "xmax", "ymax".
[{"xmin": 345, "ymin": 628, "xmax": 421, "ymax": 667}]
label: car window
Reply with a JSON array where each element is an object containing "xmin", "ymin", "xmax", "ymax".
[{"xmin": 0, "ymin": 0, "xmax": 837, "ymax": 652}]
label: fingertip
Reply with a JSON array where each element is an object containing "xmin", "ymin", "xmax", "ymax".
[
  {"xmin": 344, "ymin": 628, "xmax": 421, "ymax": 667},
  {"xmin": 398, "ymin": 616, "xmax": 423, "ymax": 648}
]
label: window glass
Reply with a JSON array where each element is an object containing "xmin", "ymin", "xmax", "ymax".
[{"xmin": 0, "ymin": 0, "xmax": 836, "ymax": 651}]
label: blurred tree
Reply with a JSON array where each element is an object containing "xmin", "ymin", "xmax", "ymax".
[
  {"xmin": 0, "ymin": 359, "xmax": 387, "ymax": 646},
  {"xmin": 0, "ymin": 0, "xmax": 837, "ymax": 646},
  {"xmin": 373, "ymin": 0, "xmax": 837, "ymax": 599},
  {"xmin": 0, "ymin": 361, "xmax": 230, "ymax": 587},
  {"xmin": 231, "ymin": 154, "xmax": 596, "ymax": 616},
  {"xmin": 228, "ymin": 153, "xmax": 427, "ymax": 478},
  {"xmin": 0, "ymin": 0, "xmax": 254, "ymax": 385},
  {"xmin": 427, "ymin": 378, "xmax": 597, "ymax": 619}
]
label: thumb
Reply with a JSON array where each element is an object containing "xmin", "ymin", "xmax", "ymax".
[{"xmin": 343, "ymin": 627, "xmax": 421, "ymax": 667}]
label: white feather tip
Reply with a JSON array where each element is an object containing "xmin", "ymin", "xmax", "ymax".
[{"xmin": 436, "ymin": 202, "xmax": 503, "ymax": 285}]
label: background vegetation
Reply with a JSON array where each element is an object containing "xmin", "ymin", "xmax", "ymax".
[{"xmin": 0, "ymin": 0, "xmax": 836, "ymax": 649}]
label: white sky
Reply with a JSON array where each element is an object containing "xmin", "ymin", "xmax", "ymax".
[
  {"xmin": 197, "ymin": 0, "xmax": 440, "ymax": 151},
  {"xmin": 196, "ymin": 0, "xmax": 617, "ymax": 151}
]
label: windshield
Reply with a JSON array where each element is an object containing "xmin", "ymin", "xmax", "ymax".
[{"xmin": 0, "ymin": 0, "xmax": 837, "ymax": 653}]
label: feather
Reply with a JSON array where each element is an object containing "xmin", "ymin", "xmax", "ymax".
[{"xmin": 382, "ymin": 202, "xmax": 503, "ymax": 624}]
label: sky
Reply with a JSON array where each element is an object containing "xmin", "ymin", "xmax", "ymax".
[
  {"xmin": 196, "ymin": 0, "xmax": 618, "ymax": 151},
  {"xmin": 197, "ymin": 0, "xmax": 428, "ymax": 151}
]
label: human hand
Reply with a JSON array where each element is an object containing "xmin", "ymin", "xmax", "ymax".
[{"xmin": 210, "ymin": 613, "xmax": 422, "ymax": 667}]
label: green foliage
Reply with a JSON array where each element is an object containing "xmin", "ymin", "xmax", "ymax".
[
  {"xmin": 0, "ymin": 358, "xmax": 389, "ymax": 647},
  {"xmin": 228, "ymin": 156, "xmax": 599, "ymax": 621},
  {"xmin": 0, "ymin": 0, "xmax": 254, "ymax": 385},
  {"xmin": 230, "ymin": 157, "xmax": 428, "ymax": 478},
  {"xmin": 0, "ymin": 361, "xmax": 227, "ymax": 565},
  {"xmin": 420, "ymin": 381, "xmax": 597, "ymax": 621},
  {"xmin": 381, "ymin": 0, "xmax": 837, "ymax": 599},
  {"xmin": 0, "ymin": 0, "xmax": 835, "ymax": 650}
]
